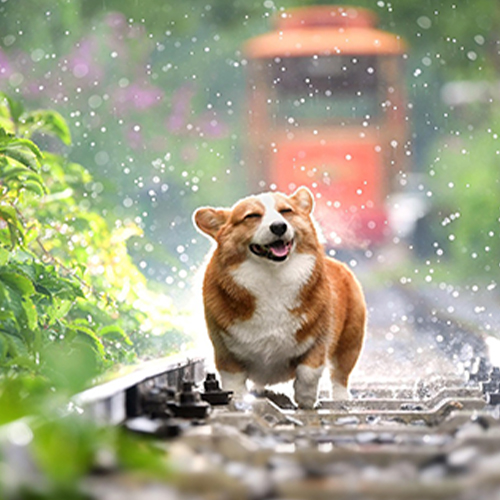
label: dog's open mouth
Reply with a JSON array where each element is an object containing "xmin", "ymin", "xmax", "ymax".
[{"xmin": 249, "ymin": 239, "xmax": 293, "ymax": 262}]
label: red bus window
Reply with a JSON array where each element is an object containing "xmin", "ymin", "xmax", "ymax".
[{"xmin": 269, "ymin": 55, "xmax": 380, "ymax": 124}]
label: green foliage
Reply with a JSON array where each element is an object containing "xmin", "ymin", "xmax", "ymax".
[
  {"xmin": 0, "ymin": 407, "xmax": 171, "ymax": 498},
  {"xmin": 30, "ymin": 415, "xmax": 170, "ymax": 488},
  {"xmin": 0, "ymin": 100, "xmax": 127, "ymax": 376},
  {"xmin": 0, "ymin": 93, "xmax": 188, "ymax": 379},
  {"xmin": 0, "ymin": 94, "xmax": 185, "ymax": 498},
  {"xmin": 427, "ymin": 107, "xmax": 500, "ymax": 281}
]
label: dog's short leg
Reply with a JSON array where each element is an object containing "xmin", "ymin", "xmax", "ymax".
[
  {"xmin": 293, "ymin": 364, "xmax": 324, "ymax": 409},
  {"xmin": 212, "ymin": 337, "xmax": 248, "ymax": 395},
  {"xmin": 330, "ymin": 368, "xmax": 352, "ymax": 400},
  {"xmin": 219, "ymin": 370, "xmax": 247, "ymax": 395},
  {"xmin": 329, "ymin": 279, "xmax": 366, "ymax": 400}
]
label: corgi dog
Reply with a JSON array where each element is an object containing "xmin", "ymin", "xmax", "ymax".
[{"xmin": 193, "ymin": 186, "xmax": 366, "ymax": 408}]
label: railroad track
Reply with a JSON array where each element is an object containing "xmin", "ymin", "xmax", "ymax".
[{"xmin": 75, "ymin": 284, "xmax": 500, "ymax": 500}]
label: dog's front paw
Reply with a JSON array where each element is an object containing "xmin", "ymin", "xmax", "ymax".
[
  {"xmin": 331, "ymin": 380, "xmax": 351, "ymax": 400},
  {"xmin": 293, "ymin": 364, "xmax": 323, "ymax": 410},
  {"xmin": 219, "ymin": 370, "xmax": 247, "ymax": 396},
  {"xmin": 294, "ymin": 392, "xmax": 317, "ymax": 410}
]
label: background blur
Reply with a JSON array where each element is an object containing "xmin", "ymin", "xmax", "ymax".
[
  {"xmin": 1, "ymin": 0, "xmax": 498, "ymax": 300},
  {"xmin": 1, "ymin": 2, "xmax": 500, "ymax": 496}
]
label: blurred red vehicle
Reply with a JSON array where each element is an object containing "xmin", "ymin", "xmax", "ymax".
[{"xmin": 244, "ymin": 5, "xmax": 408, "ymax": 247}]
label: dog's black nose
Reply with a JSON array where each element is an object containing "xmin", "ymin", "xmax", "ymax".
[{"xmin": 270, "ymin": 221, "xmax": 287, "ymax": 236}]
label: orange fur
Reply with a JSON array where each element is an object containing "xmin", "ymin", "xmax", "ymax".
[{"xmin": 194, "ymin": 187, "xmax": 366, "ymax": 407}]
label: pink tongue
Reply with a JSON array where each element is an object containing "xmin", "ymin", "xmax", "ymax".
[{"xmin": 269, "ymin": 242, "xmax": 289, "ymax": 257}]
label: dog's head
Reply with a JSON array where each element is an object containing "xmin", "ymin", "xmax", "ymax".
[{"xmin": 194, "ymin": 187, "xmax": 320, "ymax": 265}]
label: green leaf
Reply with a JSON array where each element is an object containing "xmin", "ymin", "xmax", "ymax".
[
  {"xmin": 0, "ymin": 280, "xmax": 9, "ymax": 302},
  {"xmin": 70, "ymin": 323, "xmax": 106, "ymax": 358},
  {"xmin": 21, "ymin": 110, "xmax": 72, "ymax": 146},
  {"xmin": 1, "ymin": 165, "xmax": 36, "ymax": 181},
  {"xmin": 0, "ymin": 330, "xmax": 29, "ymax": 359},
  {"xmin": 5, "ymin": 137, "xmax": 43, "ymax": 159},
  {"xmin": 20, "ymin": 295, "xmax": 37, "ymax": 331},
  {"xmin": 27, "ymin": 262, "xmax": 84, "ymax": 300},
  {"xmin": 0, "ymin": 312, "xmax": 12, "ymax": 322},
  {"xmin": 0, "ymin": 332, "xmax": 7, "ymax": 362},
  {"xmin": 0, "ymin": 270, "xmax": 35, "ymax": 296},
  {"xmin": 44, "ymin": 298, "xmax": 73, "ymax": 325},
  {"xmin": 0, "ymin": 271, "xmax": 37, "ymax": 338},
  {"xmin": 0, "ymin": 246, "xmax": 9, "ymax": 266},
  {"xmin": 23, "ymin": 179, "xmax": 46, "ymax": 196},
  {"xmin": 0, "ymin": 117, "xmax": 13, "ymax": 132},
  {"xmin": 0, "ymin": 375, "xmax": 50, "ymax": 424},
  {"xmin": 0, "ymin": 126, "xmax": 14, "ymax": 143},
  {"xmin": 32, "ymin": 416, "xmax": 99, "ymax": 484},
  {"xmin": 7, "ymin": 97, "xmax": 24, "ymax": 124},
  {"xmin": 0, "ymin": 165, "xmax": 47, "ymax": 195},
  {"xmin": 3, "ymin": 293, "xmax": 34, "ymax": 340},
  {"xmin": 0, "ymin": 92, "xmax": 24, "ymax": 124},
  {"xmin": 2, "ymin": 144, "xmax": 41, "ymax": 172},
  {"xmin": 99, "ymin": 325, "xmax": 133, "ymax": 346},
  {"xmin": 0, "ymin": 205, "xmax": 24, "ymax": 248},
  {"xmin": 0, "ymin": 204, "xmax": 19, "ymax": 223}
]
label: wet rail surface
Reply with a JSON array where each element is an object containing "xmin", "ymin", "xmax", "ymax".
[{"xmin": 77, "ymin": 285, "xmax": 500, "ymax": 500}]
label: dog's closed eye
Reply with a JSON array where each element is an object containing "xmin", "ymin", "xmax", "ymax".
[
  {"xmin": 244, "ymin": 213, "xmax": 262, "ymax": 220},
  {"xmin": 279, "ymin": 208, "xmax": 293, "ymax": 215}
]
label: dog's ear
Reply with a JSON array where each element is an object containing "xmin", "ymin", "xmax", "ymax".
[
  {"xmin": 194, "ymin": 207, "xmax": 230, "ymax": 239},
  {"xmin": 290, "ymin": 186, "xmax": 314, "ymax": 214}
]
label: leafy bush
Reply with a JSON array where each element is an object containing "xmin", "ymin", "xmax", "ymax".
[
  {"xmin": 0, "ymin": 93, "xmax": 188, "ymax": 386},
  {"xmin": 427, "ymin": 108, "xmax": 500, "ymax": 282},
  {"xmin": 0, "ymin": 93, "xmax": 186, "ymax": 497}
]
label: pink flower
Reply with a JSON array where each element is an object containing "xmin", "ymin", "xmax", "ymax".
[
  {"xmin": 105, "ymin": 11, "xmax": 127, "ymax": 31},
  {"xmin": 113, "ymin": 82, "xmax": 164, "ymax": 115},
  {"xmin": 195, "ymin": 111, "xmax": 228, "ymax": 138},
  {"xmin": 166, "ymin": 85, "xmax": 195, "ymax": 133},
  {"xmin": 67, "ymin": 39, "xmax": 103, "ymax": 83},
  {"xmin": 0, "ymin": 49, "xmax": 12, "ymax": 79},
  {"xmin": 127, "ymin": 126, "xmax": 144, "ymax": 150}
]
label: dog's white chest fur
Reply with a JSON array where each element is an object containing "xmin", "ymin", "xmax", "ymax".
[{"xmin": 227, "ymin": 252, "xmax": 316, "ymax": 385}]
